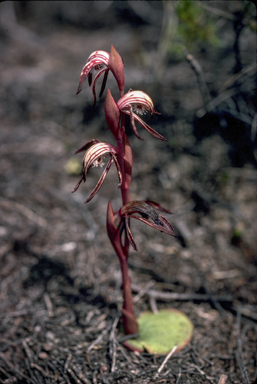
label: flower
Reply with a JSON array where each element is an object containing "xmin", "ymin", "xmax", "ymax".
[
  {"xmin": 117, "ymin": 90, "xmax": 166, "ymax": 141},
  {"xmin": 76, "ymin": 46, "xmax": 124, "ymax": 105},
  {"xmin": 72, "ymin": 141, "xmax": 122, "ymax": 203},
  {"xmin": 119, "ymin": 200, "xmax": 176, "ymax": 251},
  {"xmin": 76, "ymin": 50, "xmax": 110, "ymax": 105}
]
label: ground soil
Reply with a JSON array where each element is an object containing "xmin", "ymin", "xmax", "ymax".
[{"xmin": 0, "ymin": 2, "xmax": 257, "ymax": 384}]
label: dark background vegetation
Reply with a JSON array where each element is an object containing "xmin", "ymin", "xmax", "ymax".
[{"xmin": 0, "ymin": 1, "xmax": 256, "ymax": 383}]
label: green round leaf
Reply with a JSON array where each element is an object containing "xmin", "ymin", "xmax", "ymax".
[{"xmin": 123, "ymin": 309, "xmax": 193, "ymax": 354}]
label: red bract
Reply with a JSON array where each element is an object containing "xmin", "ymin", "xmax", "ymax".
[
  {"xmin": 117, "ymin": 90, "xmax": 166, "ymax": 141},
  {"xmin": 108, "ymin": 45, "xmax": 124, "ymax": 96},
  {"xmin": 119, "ymin": 201, "xmax": 176, "ymax": 251},
  {"xmin": 72, "ymin": 142, "xmax": 122, "ymax": 203},
  {"xmin": 105, "ymin": 89, "xmax": 121, "ymax": 140}
]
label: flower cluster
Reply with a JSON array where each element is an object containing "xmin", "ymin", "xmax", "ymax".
[{"xmin": 72, "ymin": 45, "xmax": 176, "ymax": 336}]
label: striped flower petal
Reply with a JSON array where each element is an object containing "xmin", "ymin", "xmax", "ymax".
[
  {"xmin": 117, "ymin": 91, "xmax": 166, "ymax": 141},
  {"xmin": 72, "ymin": 142, "xmax": 122, "ymax": 203},
  {"xmin": 119, "ymin": 201, "xmax": 176, "ymax": 250},
  {"xmin": 76, "ymin": 46, "xmax": 125, "ymax": 104},
  {"xmin": 76, "ymin": 50, "xmax": 110, "ymax": 99}
]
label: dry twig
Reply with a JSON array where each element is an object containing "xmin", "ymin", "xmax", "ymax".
[
  {"xmin": 0, "ymin": 198, "xmax": 47, "ymax": 228},
  {"xmin": 183, "ymin": 46, "xmax": 211, "ymax": 107},
  {"xmin": 0, "ymin": 352, "xmax": 33, "ymax": 383},
  {"xmin": 131, "ymin": 283, "xmax": 233, "ymax": 303},
  {"xmin": 236, "ymin": 308, "xmax": 250, "ymax": 384},
  {"xmin": 109, "ymin": 317, "xmax": 119, "ymax": 373},
  {"xmin": 218, "ymin": 374, "xmax": 228, "ymax": 384},
  {"xmin": 154, "ymin": 345, "xmax": 177, "ymax": 379},
  {"xmin": 87, "ymin": 322, "xmax": 112, "ymax": 353}
]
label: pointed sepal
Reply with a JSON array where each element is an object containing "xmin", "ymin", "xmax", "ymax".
[
  {"xmin": 105, "ymin": 89, "xmax": 121, "ymax": 139},
  {"xmin": 108, "ymin": 45, "xmax": 125, "ymax": 96}
]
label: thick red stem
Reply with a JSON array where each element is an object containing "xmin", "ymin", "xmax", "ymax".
[
  {"xmin": 116, "ymin": 113, "xmax": 138, "ymax": 333},
  {"xmin": 119, "ymin": 253, "xmax": 138, "ymax": 334},
  {"xmin": 106, "ymin": 86, "xmax": 137, "ymax": 334}
]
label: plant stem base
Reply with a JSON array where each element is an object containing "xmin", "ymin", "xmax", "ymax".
[{"xmin": 123, "ymin": 309, "xmax": 193, "ymax": 355}]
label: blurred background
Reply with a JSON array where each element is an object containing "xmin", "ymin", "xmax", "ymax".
[{"xmin": 0, "ymin": 1, "xmax": 257, "ymax": 382}]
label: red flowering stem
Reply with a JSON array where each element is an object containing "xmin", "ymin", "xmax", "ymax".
[
  {"xmin": 118, "ymin": 116, "xmax": 130, "ymax": 203},
  {"xmin": 119, "ymin": 252, "xmax": 138, "ymax": 334},
  {"xmin": 105, "ymin": 67, "xmax": 137, "ymax": 334},
  {"xmin": 115, "ymin": 111, "xmax": 137, "ymax": 334},
  {"xmin": 106, "ymin": 202, "xmax": 138, "ymax": 334}
]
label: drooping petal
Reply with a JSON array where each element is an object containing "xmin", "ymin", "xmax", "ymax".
[
  {"xmin": 120, "ymin": 200, "xmax": 176, "ymax": 249},
  {"xmin": 83, "ymin": 142, "xmax": 117, "ymax": 172},
  {"xmin": 72, "ymin": 174, "xmax": 84, "ymax": 193},
  {"xmin": 99, "ymin": 69, "xmax": 109, "ymax": 98},
  {"xmin": 126, "ymin": 105, "xmax": 144, "ymax": 140},
  {"xmin": 92, "ymin": 67, "xmax": 109, "ymax": 107},
  {"xmin": 76, "ymin": 47, "xmax": 125, "ymax": 103},
  {"xmin": 121, "ymin": 109, "xmax": 166, "ymax": 141},
  {"xmin": 117, "ymin": 91, "xmax": 166, "ymax": 141},
  {"xmin": 129, "ymin": 214, "xmax": 176, "ymax": 237},
  {"xmin": 133, "ymin": 113, "xmax": 166, "ymax": 141},
  {"xmin": 124, "ymin": 216, "xmax": 138, "ymax": 251},
  {"xmin": 76, "ymin": 50, "xmax": 110, "ymax": 95},
  {"xmin": 85, "ymin": 158, "xmax": 114, "ymax": 203},
  {"xmin": 72, "ymin": 142, "xmax": 122, "ymax": 202}
]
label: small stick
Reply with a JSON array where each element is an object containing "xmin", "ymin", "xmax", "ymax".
[
  {"xmin": 111, "ymin": 340, "xmax": 117, "ymax": 373},
  {"xmin": 149, "ymin": 295, "xmax": 158, "ymax": 314},
  {"xmin": 175, "ymin": 368, "xmax": 181, "ymax": 384},
  {"xmin": 72, "ymin": 366, "xmax": 91, "ymax": 384},
  {"xmin": 236, "ymin": 308, "xmax": 250, "ymax": 384},
  {"xmin": 30, "ymin": 363, "xmax": 54, "ymax": 379},
  {"xmin": 43, "ymin": 292, "xmax": 54, "ymax": 317},
  {"xmin": 67, "ymin": 368, "xmax": 82, "ymax": 384},
  {"xmin": 0, "ymin": 198, "xmax": 47, "ymax": 227},
  {"xmin": 131, "ymin": 283, "xmax": 233, "ymax": 303},
  {"xmin": 64, "ymin": 354, "xmax": 72, "ymax": 371},
  {"xmin": 109, "ymin": 317, "xmax": 119, "ymax": 373},
  {"xmin": 22, "ymin": 340, "xmax": 34, "ymax": 363},
  {"xmin": 110, "ymin": 317, "xmax": 119, "ymax": 340},
  {"xmin": 117, "ymin": 343, "xmax": 134, "ymax": 366},
  {"xmin": 182, "ymin": 46, "xmax": 211, "ymax": 106},
  {"xmin": 0, "ymin": 352, "xmax": 34, "ymax": 383},
  {"xmin": 156, "ymin": 345, "xmax": 177, "ymax": 377},
  {"xmin": 218, "ymin": 374, "xmax": 228, "ymax": 384},
  {"xmin": 87, "ymin": 322, "xmax": 112, "ymax": 353},
  {"xmin": 196, "ymin": 88, "xmax": 237, "ymax": 118},
  {"xmin": 133, "ymin": 280, "xmax": 155, "ymax": 303}
]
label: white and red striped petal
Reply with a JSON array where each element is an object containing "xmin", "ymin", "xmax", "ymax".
[
  {"xmin": 76, "ymin": 50, "xmax": 110, "ymax": 95},
  {"xmin": 72, "ymin": 142, "xmax": 122, "ymax": 202},
  {"xmin": 117, "ymin": 91, "xmax": 166, "ymax": 141}
]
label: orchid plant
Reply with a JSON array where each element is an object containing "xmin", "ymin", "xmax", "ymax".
[{"xmin": 73, "ymin": 46, "xmax": 193, "ymax": 353}]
